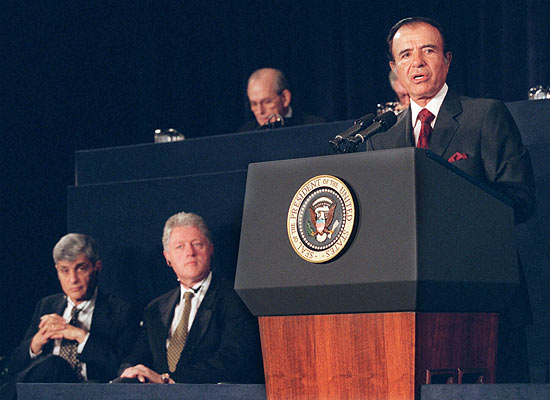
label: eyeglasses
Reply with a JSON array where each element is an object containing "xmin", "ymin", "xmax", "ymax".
[{"xmin": 249, "ymin": 92, "xmax": 282, "ymax": 111}]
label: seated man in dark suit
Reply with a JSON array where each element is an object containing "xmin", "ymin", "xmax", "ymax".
[
  {"xmin": 117, "ymin": 211, "xmax": 264, "ymax": 384},
  {"xmin": 239, "ymin": 67, "xmax": 325, "ymax": 131},
  {"xmin": 2, "ymin": 234, "xmax": 140, "ymax": 397},
  {"xmin": 368, "ymin": 17, "xmax": 536, "ymax": 383}
]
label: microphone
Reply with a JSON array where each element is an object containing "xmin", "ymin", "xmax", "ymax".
[
  {"xmin": 260, "ymin": 114, "xmax": 285, "ymax": 129},
  {"xmin": 329, "ymin": 113, "xmax": 375, "ymax": 148},
  {"xmin": 349, "ymin": 111, "xmax": 397, "ymax": 145}
]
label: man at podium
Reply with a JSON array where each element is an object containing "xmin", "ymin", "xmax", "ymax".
[{"xmin": 367, "ymin": 17, "xmax": 536, "ymax": 383}]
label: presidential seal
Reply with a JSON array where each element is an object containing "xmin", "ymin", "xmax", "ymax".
[{"xmin": 287, "ymin": 175, "xmax": 356, "ymax": 263}]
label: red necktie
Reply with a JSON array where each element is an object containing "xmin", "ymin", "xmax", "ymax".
[{"xmin": 417, "ymin": 108, "xmax": 435, "ymax": 149}]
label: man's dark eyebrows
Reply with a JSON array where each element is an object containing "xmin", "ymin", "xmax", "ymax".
[
  {"xmin": 421, "ymin": 44, "xmax": 437, "ymax": 50},
  {"xmin": 398, "ymin": 47, "xmax": 412, "ymax": 57},
  {"xmin": 75, "ymin": 261, "xmax": 90, "ymax": 268}
]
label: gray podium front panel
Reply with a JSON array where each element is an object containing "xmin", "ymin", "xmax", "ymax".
[{"xmin": 235, "ymin": 148, "xmax": 517, "ymax": 316}]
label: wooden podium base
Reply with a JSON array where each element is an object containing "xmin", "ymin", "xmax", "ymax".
[{"xmin": 259, "ymin": 312, "xmax": 497, "ymax": 400}]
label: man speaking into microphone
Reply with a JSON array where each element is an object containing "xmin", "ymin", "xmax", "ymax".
[{"xmin": 368, "ymin": 17, "xmax": 535, "ymax": 383}]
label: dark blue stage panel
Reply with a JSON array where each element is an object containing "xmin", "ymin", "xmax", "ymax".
[
  {"xmin": 421, "ymin": 383, "xmax": 550, "ymax": 400},
  {"xmin": 67, "ymin": 171, "xmax": 249, "ymax": 307},
  {"xmin": 17, "ymin": 383, "xmax": 550, "ymax": 400},
  {"xmin": 17, "ymin": 383, "xmax": 267, "ymax": 400},
  {"xmin": 507, "ymin": 100, "xmax": 550, "ymax": 382},
  {"xmin": 74, "ymin": 121, "xmax": 350, "ymax": 185}
]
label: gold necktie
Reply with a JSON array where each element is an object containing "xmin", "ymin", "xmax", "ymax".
[{"xmin": 167, "ymin": 291, "xmax": 194, "ymax": 373}]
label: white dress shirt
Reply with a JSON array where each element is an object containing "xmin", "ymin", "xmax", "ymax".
[
  {"xmin": 166, "ymin": 271, "xmax": 212, "ymax": 349},
  {"xmin": 30, "ymin": 288, "xmax": 97, "ymax": 380},
  {"xmin": 410, "ymin": 83, "xmax": 448, "ymax": 146}
]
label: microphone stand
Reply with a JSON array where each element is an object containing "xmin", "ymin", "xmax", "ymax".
[{"xmin": 329, "ymin": 114, "xmax": 375, "ymax": 154}]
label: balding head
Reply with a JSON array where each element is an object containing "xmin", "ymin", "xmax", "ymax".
[
  {"xmin": 248, "ymin": 68, "xmax": 288, "ymax": 93},
  {"xmin": 246, "ymin": 68, "xmax": 292, "ymax": 126}
]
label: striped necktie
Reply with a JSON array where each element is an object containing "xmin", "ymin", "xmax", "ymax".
[
  {"xmin": 58, "ymin": 306, "xmax": 83, "ymax": 379},
  {"xmin": 167, "ymin": 291, "xmax": 194, "ymax": 373},
  {"xmin": 417, "ymin": 108, "xmax": 435, "ymax": 149}
]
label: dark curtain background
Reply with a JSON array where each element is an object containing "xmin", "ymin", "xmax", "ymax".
[{"xmin": 1, "ymin": 0, "xmax": 549, "ymax": 363}]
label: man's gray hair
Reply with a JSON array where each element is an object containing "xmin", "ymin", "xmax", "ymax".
[
  {"xmin": 248, "ymin": 67, "xmax": 289, "ymax": 94},
  {"xmin": 53, "ymin": 233, "xmax": 99, "ymax": 264},
  {"xmin": 162, "ymin": 212, "xmax": 212, "ymax": 251}
]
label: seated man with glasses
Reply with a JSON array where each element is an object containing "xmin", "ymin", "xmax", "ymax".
[{"xmin": 239, "ymin": 67, "xmax": 325, "ymax": 131}]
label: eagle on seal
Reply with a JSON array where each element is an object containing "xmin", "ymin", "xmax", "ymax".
[{"xmin": 309, "ymin": 203, "xmax": 336, "ymax": 236}]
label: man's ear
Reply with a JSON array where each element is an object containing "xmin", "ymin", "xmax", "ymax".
[
  {"xmin": 94, "ymin": 260, "xmax": 102, "ymax": 272},
  {"xmin": 389, "ymin": 61, "xmax": 396, "ymax": 72},
  {"xmin": 444, "ymin": 51, "xmax": 452, "ymax": 65},
  {"xmin": 163, "ymin": 250, "xmax": 172, "ymax": 267},
  {"xmin": 281, "ymin": 89, "xmax": 291, "ymax": 109}
]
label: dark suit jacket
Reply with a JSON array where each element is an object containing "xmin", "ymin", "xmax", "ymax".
[
  {"xmin": 8, "ymin": 290, "xmax": 140, "ymax": 382},
  {"xmin": 368, "ymin": 88, "xmax": 535, "ymax": 329},
  {"xmin": 368, "ymin": 88, "xmax": 536, "ymax": 224},
  {"xmin": 238, "ymin": 109, "xmax": 325, "ymax": 132},
  {"xmin": 119, "ymin": 274, "xmax": 264, "ymax": 383}
]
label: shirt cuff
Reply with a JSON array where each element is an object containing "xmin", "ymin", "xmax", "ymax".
[{"xmin": 29, "ymin": 347, "xmax": 42, "ymax": 359}]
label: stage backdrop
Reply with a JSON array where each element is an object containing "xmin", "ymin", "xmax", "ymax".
[{"xmin": 2, "ymin": 1, "xmax": 550, "ymax": 380}]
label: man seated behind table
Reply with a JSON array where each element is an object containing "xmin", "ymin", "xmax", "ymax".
[
  {"xmin": 368, "ymin": 16, "xmax": 536, "ymax": 383},
  {"xmin": 389, "ymin": 70, "xmax": 410, "ymax": 110},
  {"xmin": 117, "ymin": 211, "xmax": 264, "ymax": 384},
  {"xmin": 239, "ymin": 67, "xmax": 325, "ymax": 131},
  {"xmin": 2, "ymin": 234, "xmax": 140, "ymax": 398},
  {"xmin": 377, "ymin": 70, "xmax": 411, "ymax": 116}
]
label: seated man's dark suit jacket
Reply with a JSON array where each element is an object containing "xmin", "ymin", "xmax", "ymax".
[
  {"xmin": 8, "ymin": 290, "xmax": 140, "ymax": 382},
  {"xmin": 367, "ymin": 88, "xmax": 536, "ymax": 382},
  {"xmin": 119, "ymin": 274, "xmax": 264, "ymax": 383},
  {"xmin": 239, "ymin": 109, "xmax": 325, "ymax": 132}
]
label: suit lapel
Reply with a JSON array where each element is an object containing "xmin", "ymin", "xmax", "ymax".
[
  {"xmin": 144, "ymin": 287, "xmax": 179, "ymax": 372},
  {"xmin": 184, "ymin": 276, "xmax": 218, "ymax": 355},
  {"xmin": 89, "ymin": 290, "xmax": 111, "ymax": 335},
  {"xmin": 159, "ymin": 288, "xmax": 180, "ymax": 331},
  {"xmin": 53, "ymin": 295, "xmax": 68, "ymax": 315},
  {"xmin": 400, "ymin": 110, "xmax": 415, "ymax": 147},
  {"xmin": 430, "ymin": 89, "xmax": 462, "ymax": 157},
  {"xmin": 382, "ymin": 107, "xmax": 414, "ymax": 150}
]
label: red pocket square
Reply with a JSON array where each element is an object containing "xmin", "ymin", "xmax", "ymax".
[{"xmin": 448, "ymin": 152, "xmax": 468, "ymax": 162}]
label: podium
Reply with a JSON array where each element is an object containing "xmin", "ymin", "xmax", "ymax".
[{"xmin": 235, "ymin": 148, "xmax": 519, "ymax": 400}]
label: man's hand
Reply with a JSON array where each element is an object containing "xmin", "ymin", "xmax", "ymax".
[
  {"xmin": 120, "ymin": 364, "xmax": 175, "ymax": 384},
  {"xmin": 30, "ymin": 313, "xmax": 87, "ymax": 354}
]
